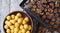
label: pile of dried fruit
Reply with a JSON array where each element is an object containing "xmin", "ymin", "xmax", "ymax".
[{"xmin": 26, "ymin": 0, "xmax": 60, "ymax": 33}]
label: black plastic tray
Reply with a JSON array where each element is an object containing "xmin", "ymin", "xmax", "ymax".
[{"xmin": 19, "ymin": 0, "xmax": 60, "ymax": 33}]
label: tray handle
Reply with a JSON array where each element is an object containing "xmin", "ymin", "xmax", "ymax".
[
  {"xmin": 19, "ymin": 0, "xmax": 32, "ymax": 7},
  {"xmin": 19, "ymin": 0, "xmax": 27, "ymax": 7}
]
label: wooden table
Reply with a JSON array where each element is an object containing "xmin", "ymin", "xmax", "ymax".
[{"xmin": 0, "ymin": 0, "xmax": 23, "ymax": 33}]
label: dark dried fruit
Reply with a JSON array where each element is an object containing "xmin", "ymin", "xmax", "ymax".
[
  {"xmin": 50, "ymin": 22, "xmax": 55, "ymax": 25},
  {"xmin": 25, "ymin": 0, "xmax": 60, "ymax": 33}
]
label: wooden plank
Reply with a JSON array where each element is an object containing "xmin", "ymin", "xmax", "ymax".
[
  {"xmin": 0, "ymin": 0, "xmax": 10, "ymax": 33},
  {"xmin": 10, "ymin": 0, "xmax": 23, "ymax": 12}
]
